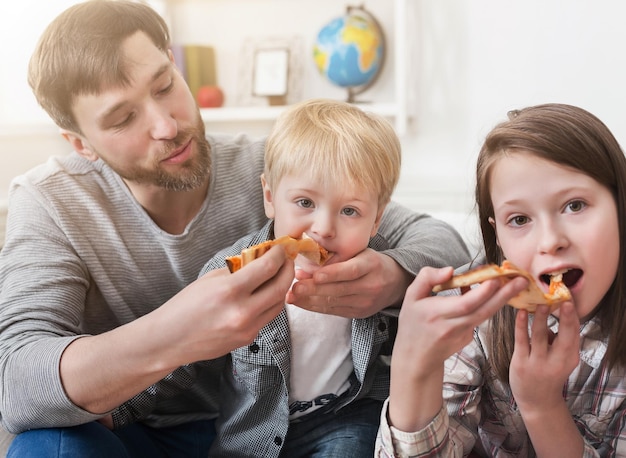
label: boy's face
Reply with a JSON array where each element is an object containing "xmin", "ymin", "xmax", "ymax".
[
  {"xmin": 64, "ymin": 31, "xmax": 210, "ymax": 192},
  {"xmin": 489, "ymin": 152, "xmax": 619, "ymax": 320},
  {"xmin": 263, "ymin": 173, "xmax": 384, "ymax": 272}
]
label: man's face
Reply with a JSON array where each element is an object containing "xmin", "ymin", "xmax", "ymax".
[{"xmin": 69, "ymin": 31, "xmax": 210, "ymax": 192}]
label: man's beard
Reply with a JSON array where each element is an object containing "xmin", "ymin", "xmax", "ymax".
[
  {"xmin": 108, "ymin": 115, "xmax": 211, "ymax": 192},
  {"xmin": 152, "ymin": 129, "xmax": 211, "ymax": 192}
]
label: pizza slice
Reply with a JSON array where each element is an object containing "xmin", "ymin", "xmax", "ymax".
[
  {"xmin": 432, "ymin": 260, "xmax": 571, "ymax": 312},
  {"xmin": 225, "ymin": 233, "xmax": 331, "ymax": 273}
]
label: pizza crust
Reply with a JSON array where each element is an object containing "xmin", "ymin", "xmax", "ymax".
[
  {"xmin": 225, "ymin": 233, "xmax": 330, "ymax": 273},
  {"xmin": 432, "ymin": 260, "xmax": 571, "ymax": 312}
]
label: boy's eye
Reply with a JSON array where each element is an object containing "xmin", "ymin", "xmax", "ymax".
[
  {"xmin": 342, "ymin": 207, "xmax": 358, "ymax": 217},
  {"xmin": 296, "ymin": 198, "xmax": 313, "ymax": 208}
]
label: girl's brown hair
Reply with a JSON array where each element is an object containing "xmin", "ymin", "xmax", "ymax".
[
  {"xmin": 28, "ymin": 0, "xmax": 170, "ymax": 133},
  {"xmin": 476, "ymin": 103, "xmax": 626, "ymax": 381}
]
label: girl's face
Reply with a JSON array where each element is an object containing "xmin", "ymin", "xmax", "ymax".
[
  {"xmin": 262, "ymin": 173, "xmax": 383, "ymax": 274},
  {"xmin": 490, "ymin": 152, "xmax": 619, "ymax": 320}
]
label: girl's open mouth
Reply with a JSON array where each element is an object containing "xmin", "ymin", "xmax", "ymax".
[{"xmin": 540, "ymin": 268, "xmax": 582, "ymax": 289}]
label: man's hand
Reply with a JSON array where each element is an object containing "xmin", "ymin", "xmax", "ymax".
[
  {"xmin": 60, "ymin": 245, "xmax": 295, "ymax": 415},
  {"xmin": 287, "ymin": 249, "xmax": 412, "ymax": 318},
  {"xmin": 162, "ymin": 245, "xmax": 296, "ymax": 360}
]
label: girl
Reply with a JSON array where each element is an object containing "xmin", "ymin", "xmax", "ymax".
[{"xmin": 376, "ymin": 104, "xmax": 626, "ymax": 457}]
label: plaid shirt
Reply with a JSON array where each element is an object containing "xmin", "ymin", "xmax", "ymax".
[
  {"xmin": 376, "ymin": 315, "xmax": 626, "ymax": 457},
  {"xmin": 200, "ymin": 221, "xmax": 394, "ymax": 457}
]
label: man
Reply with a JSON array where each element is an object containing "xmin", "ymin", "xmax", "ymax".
[{"xmin": 0, "ymin": 1, "xmax": 470, "ymax": 456}]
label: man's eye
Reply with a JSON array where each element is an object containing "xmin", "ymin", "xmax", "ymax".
[
  {"xmin": 112, "ymin": 113, "xmax": 134, "ymax": 129},
  {"xmin": 158, "ymin": 80, "xmax": 174, "ymax": 95}
]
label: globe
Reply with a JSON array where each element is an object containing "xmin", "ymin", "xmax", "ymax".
[{"xmin": 313, "ymin": 6, "xmax": 386, "ymax": 102}]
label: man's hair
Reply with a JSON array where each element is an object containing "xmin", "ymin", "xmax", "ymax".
[
  {"xmin": 28, "ymin": 0, "xmax": 170, "ymax": 132},
  {"xmin": 475, "ymin": 103, "xmax": 626, "ymax": 379},
  {"xmin": 264, "ymin": 98, "xmax": 401, "ymax": 209}
]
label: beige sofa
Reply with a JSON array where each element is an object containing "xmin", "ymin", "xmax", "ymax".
[
  {"xmin": 0, "ymin": 430, "xmax": 13, "ymax": 456},
  {"xmin": 0, "ymin": 213, "xmax": 9, "ymax": 456}
]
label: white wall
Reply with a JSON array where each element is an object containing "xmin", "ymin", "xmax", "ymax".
[{"xmin": 2, "ymin": 0, "xmax": 626, "ymax": 252}]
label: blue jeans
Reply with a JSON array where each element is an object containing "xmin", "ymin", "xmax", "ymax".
[
  {"xmin": 7, "ymin": 419, "xmax": 215, "ymax": 458},
  {"xmin": 278, "ymin": 398, "xmax": 383, "ymax": 458}
]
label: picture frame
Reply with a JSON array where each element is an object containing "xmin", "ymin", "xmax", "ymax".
[
  {"xmin": 238, "ymin": 36, "xmax": 304, "ymax": 107},
  {"xmin": 252, "ymin": 48, "xmax": 289, "ymax": 97}
]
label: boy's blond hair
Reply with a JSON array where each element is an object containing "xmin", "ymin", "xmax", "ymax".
[{"xmin": 264, "ymin": 99, "xmax": 401, "ymax": 208}]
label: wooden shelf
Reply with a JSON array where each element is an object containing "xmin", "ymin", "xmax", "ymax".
[{"xmin": 199, "ymin": 102, "xmax": 401, "ymax": 124}]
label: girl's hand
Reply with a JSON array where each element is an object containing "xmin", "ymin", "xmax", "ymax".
[
  {"xmin": 388, "ymin": 266, "xmax": 528, "ymax": 432},
  {"xmin": 509, "ymin": 302, "xmax": 583, "ymax": 456},
  {"xmin": 509, "ymin": 302, "xmax": 580, "ymax": 413},
  {"xmin": 395, "ymin": 266, "xmax": 529, "ymax": 375}
]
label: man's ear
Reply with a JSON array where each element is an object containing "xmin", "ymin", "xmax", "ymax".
[
  {"xmin": 60, "ymin": 129, "xmax": 99, "ymax": 162},
  {"xmin": 260, "ymin": 174, "xmax": 275, "ymax": 219}
]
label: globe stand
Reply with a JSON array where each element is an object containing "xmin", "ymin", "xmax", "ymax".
[
  {"xmin": 344, "ymin": 4, "xmax": 386, "ymax": 104},
  {"xmin": 347, "ymin": 84, "xmax": 368, "ymax": 104}
]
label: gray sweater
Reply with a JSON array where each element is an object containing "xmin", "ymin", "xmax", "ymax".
[{"xmin": 0, "ymin": 133, "xmax": 470, "ymax": 434}]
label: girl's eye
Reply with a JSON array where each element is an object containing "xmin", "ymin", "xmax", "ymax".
[
  {"xmin": 565, "ymin": 200, "xmax": 586, "ymax": 213},
  {"xmin": 507, "ymin": 215, "xmax": 529, "ymax": 227},
  {"xmin": 296, "ymin": 199, "xmax": 313, "ymax": 209},
  {"xmin": 342, "ymin": 207, "xmax": 358, "ymax": 217}
]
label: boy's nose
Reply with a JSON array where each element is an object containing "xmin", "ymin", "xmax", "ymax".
[{"xmin": 311, "ymin": 215, "xmax": 335, "ymax": 238}]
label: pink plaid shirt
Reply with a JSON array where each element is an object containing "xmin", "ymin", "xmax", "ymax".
[{"xmin": 376, "ymin": 316, "xmax": 626, "ymax": 457}]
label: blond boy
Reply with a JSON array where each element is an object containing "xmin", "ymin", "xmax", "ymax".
[{"xmin": 200, "ymin": 99, "xmax": 401, "ymax": 457}]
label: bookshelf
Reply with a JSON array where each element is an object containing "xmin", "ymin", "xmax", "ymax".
[{"xmin": 165, "ymin": 0, "xmax": 412, "ymax": 135}]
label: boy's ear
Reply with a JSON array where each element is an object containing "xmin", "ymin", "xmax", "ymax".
[
  {"xmin": 370, "ymin": 204, "xmax": 387, "ymax": 237},
  {"xmin": 60, "ymin": 129, "xmax": 99, "ymax": 162},
  {"xmin": 260, "ymin": 174, "xmax": 275, "ymax": 219}
]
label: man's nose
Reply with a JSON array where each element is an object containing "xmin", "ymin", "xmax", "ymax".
[{"xmin": 149, "ymin": 105, "xmax": 177, "ymax": 140}]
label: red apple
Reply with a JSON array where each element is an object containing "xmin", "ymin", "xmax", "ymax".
[{"xmin": 196, "ymin": 85, "xmax": 224, "ymax": 108}]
